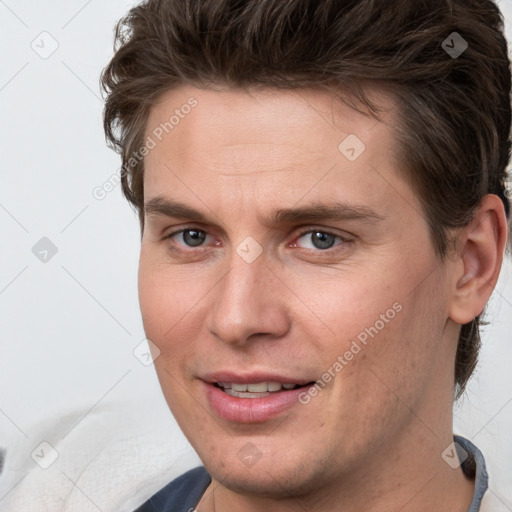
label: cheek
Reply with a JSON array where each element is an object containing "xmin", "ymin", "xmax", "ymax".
[
  {"xmin": 138, "ymin": 252, "xmax": 200, "ymax": 355},
  {"xmin": 138, "ymin": 260, "xmax": 171, "ymax": 341},
  {"xmin": 299, "ymin": 271, "xmax": 400, "ymax": 353},
  {"xmin": 312, "ymin": 263, "xmax": 443, "ymax": 394},
  {"xmin": 138, "ymin": 258, "xmax": 205, "ymax": 418},
  {"xmin": 336, "ymin": 278, "xmax": 447, "ymax": 418}
]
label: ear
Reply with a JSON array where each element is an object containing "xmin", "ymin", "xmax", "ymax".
[{"xmin": 449, "ymin": 194, "xmax": 509, "ymax": 325}]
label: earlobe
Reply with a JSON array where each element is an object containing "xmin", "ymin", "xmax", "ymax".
[{"xmin": 449, "ymin": 194, "xmax": 508, "ymax": 325}]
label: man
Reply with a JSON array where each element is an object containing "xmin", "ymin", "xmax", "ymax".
[{"xmin": 101, "ymin": 0, "xmax": 510, "ymax": 510}]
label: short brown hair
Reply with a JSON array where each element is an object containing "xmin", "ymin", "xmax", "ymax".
[{"xmin": 101, "ymin": 0, "xmax": 511, "ymax": 399}]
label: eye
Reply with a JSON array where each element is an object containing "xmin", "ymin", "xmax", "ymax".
[
  {"xmin": 165, "ymin": 228, "xmax": 209, "ymax": 248},
  {"xmin": 294, "ymin": 230, "xmax": 345, "ymax": 250}
]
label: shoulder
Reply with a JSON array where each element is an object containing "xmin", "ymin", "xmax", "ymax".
[{"xmin": 134, "ymin": 466, "xmax": 211, "ymax": 512}]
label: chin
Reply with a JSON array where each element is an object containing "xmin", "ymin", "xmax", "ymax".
[{"xmin": 202, "ymin": 451, "xmax": 329, "ymax": 499}]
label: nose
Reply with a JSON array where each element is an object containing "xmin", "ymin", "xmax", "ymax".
[{"xmin": 206, "ymin": 252, "xmax": 291, "ymax": 347}]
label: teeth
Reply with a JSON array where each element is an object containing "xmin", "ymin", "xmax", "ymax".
[
  {"xmin": 225, "ymin": 389, "xmax": 271, "ymax": 398},
  {"xmin": 267, "ymin": 382, "xmax": 282, "ymax": 392},
  {"xmin": 217, "ymin": 381, "xmax": 299, "ymax": 394},
  {"xmin": 247, "ymin": 382, "xmax": 268, "ymax": 392}
]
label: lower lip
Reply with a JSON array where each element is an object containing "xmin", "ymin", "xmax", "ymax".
[{"xmin": 204, "ymin": 382, "xmax": 312, "ymax": 423}]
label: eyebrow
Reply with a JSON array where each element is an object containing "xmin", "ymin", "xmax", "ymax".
[{"xmin": 144, "ymin": 197, "xmax": 384, "ymax": 226}]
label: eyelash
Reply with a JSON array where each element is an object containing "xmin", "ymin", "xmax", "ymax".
[{"xmin": 162, "ymin": 227, "xmax": 349, "ymax": 254}]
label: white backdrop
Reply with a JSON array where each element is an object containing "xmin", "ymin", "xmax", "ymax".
[{"xmin": 0, "ymin": 1, "xmax": 511, "ymax": 510}]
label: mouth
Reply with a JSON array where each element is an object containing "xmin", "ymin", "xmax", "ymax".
[
  {"xmin": 203, "ymin": 377, "xmax": 317, "ymax": 423},
  {"xmin": 214, "ymin": 381, "xmax": 313, "ymax": 398}
]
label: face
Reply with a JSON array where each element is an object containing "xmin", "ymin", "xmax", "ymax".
[{"xmin": 138, "ymin": 85, "xmax": 458, "ymax": 497}]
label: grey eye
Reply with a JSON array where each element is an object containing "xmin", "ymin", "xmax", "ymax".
[
  {"xmin": 182, "ymin": 229, "xmax": 206, "ymax": 247},
  {"xmin": 309, "ymin": 231, "xmax": 337, "ymax": 250}
]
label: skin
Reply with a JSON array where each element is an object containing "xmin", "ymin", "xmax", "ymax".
[{"xmin": 138, "ymin": 84, "xmax": 508, "ymax": 511}]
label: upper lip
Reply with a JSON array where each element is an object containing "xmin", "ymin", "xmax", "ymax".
[{"xmin": 201, "ymin": 371, "xmax": 314, "ymax": 386}]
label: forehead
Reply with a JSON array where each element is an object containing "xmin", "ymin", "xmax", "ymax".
[
  {"xmin": 145, "ymin": 84, "xmax": 396, "ymax": 153},
  {"xmin": 142, "ymin": 84, "xmax": 409, "ymax": 217}
]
